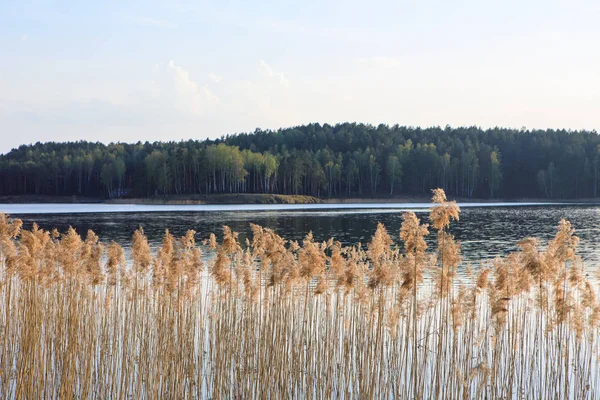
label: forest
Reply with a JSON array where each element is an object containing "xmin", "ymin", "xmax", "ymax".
[{"xmin": 0, "ymin": 123, "xmax": 599, "ymax": 199}]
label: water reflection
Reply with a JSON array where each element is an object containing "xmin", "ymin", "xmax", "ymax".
[{"xmin": 11, "ymin": 205, "xmax": 600, "ymax": 272}]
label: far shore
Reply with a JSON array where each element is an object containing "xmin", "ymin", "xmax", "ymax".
[{"xmin": 1, "ymin": 193, "xmax": 600, "ymax": 205}]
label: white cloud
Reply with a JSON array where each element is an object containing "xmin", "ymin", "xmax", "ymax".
[
  {"xmin": 259, "ymin": 60, "xmax": 274, "ymax": 77},
  {"xmin": 9, "ymin": 61, "xmax": 221, "ymax": 128},
  {"xmin": 208, "ymin": 72, "xmax": 222, "ymax": 83},
  {"xmin": 259, "ymin": 60, "xmax": 289, "ymax": 88},
  {"xmin": 278, "ymin": 74, "xmax": 289, "ymax": 88},
  {"xmin": 20, "ymin": 34, "xmax": 28, "ymax": 42},
  {"xmin": 151, "ymin": 60, "xmax": 220, "ymax": 115}
]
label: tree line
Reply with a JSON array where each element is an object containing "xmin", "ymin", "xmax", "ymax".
[{"xmin": 1, "ymin": 123, "xmax": 599, "ymax": 199}]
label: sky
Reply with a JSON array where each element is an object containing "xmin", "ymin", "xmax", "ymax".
[{"xmin": 1, "ymin": 0, "xmax": 599, "ymax": 154}]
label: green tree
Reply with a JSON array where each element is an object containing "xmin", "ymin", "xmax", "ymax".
[
  {"xmin": 489, "ymin": 151, "xmax": 502, "ymax": 198},
  {"xmin": 386, "ymin": 154, "xmax": 402, "ymax": 195}
]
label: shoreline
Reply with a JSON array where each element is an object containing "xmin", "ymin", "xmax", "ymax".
[
  {"xmin": 1, "ymin": 194, "xmax": 600, "ymax": 205},
  {"xmin": 0, "ymin": 194, "xmax": 323, "ymax": 205}
]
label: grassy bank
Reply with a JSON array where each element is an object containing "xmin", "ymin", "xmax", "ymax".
[
  {"xmin": 0, "ymin": 195, "xmax": 104, "ymax": 204},
  {"xmin": 0, "ymin": 194, "xmax": 322, "ymax": 205},
  {"xmin": 109, "ymin": 193, "xmax": 323, "ymax": 205}
]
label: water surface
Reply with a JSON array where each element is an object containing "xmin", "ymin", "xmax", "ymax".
[{"xmin": 3, "ymin": 202, "xmax": 600, "ymax": 272}]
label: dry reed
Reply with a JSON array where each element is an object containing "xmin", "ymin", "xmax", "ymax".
[{"xmin": 1, "ymin": 190, "xmax": 599, "ymax": 399}]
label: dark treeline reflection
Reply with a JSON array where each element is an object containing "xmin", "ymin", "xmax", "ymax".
[{"xmin": 13, "ymin": 205, "xmax": 600, "ymax": 270}]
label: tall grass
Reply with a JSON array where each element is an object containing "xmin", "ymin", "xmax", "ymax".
[{"xmin": 1, "ymin": 189, "xmax": 599, "ymax": 399}]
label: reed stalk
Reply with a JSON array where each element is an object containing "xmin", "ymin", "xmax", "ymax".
[{"xmin": 0, "ymin": 190, "xmax": 598, "ymax": 399}]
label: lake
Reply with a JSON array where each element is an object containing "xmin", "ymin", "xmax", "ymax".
[{"xmin": 2, "ymin": 202, "xmax": 600, "ymax": 273}]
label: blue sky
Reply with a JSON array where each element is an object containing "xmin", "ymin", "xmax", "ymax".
[{"xmin": 1, "ymin": 0, "xmax": 599, "ymax": 154}]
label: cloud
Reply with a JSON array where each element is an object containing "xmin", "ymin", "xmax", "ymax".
[
  {"xmin": 278, "ymin": 74, "xmax": 289, "ymax": 88},
  {"xmin": 259, "ymin": 60, "xmax": 289, "ymax": 88},
  {"xmin": 130, "ymin": 16, "xmax": 178, "ymax": 29},
  {"xmin": 10, "ymin": 61, "xmax": 221, "ymax": 127},
  {"xmin": 5, "ymin": 58, "xmax": 302, "ymax": 147},
  {"xmin": 208, "ymin": 72, "xmax": 222, "ymax": 83},
  {"xmin": 155, "ymin": 60, "xmax": 219, "ymax": 115},
  {"xmin": 259, "ymin": 60, "xmax": 274, "ymax": 77},
  {"xmin": 20, "ymin": 34, "xmax": 28, "ymax": 42}
]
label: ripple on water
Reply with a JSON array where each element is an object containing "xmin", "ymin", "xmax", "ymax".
[{"xmin": 7, "ymin": 203, "xmax": 600, "ymax": 280}]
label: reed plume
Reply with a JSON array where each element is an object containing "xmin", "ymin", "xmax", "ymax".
[{"xmin": 0, "ymin": 195, "xmax": 599, "ymax": 399}]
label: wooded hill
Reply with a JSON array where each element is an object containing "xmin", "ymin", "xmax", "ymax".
[{"xmin": 1, "ymin": 123, "xmax": 598, "ymax": 199}]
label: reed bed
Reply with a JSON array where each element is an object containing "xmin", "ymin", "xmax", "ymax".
[{"xmin": 1, "ymin": 189, "xmax": 599, "ymax": 399}]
